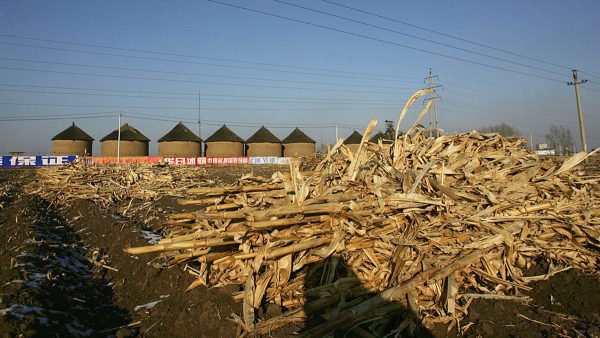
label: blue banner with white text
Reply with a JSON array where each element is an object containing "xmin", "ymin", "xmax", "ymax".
[{"xmin": 0, "ymin": 155, "xmax": 77, "ymax": 168}]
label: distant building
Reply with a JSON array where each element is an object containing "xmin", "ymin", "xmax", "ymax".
[
  {"xmin": 158, "ymin": 122, "xmax": 202, "ymax": 157},
  {"xmin": 282, "ymin": 128, "xmax": 316, "ymax": 157},
  {"xmin": 51, "ymin": 122, "xmax": 93, "ymax": 156},
  {"xmin": 100, "ymin": 123, "xmax": 149, "ymax": 156},
  {"xmin": 204, "ymin": 125, "xmax": 244, "ymax": 157},
  {"xmin": 343, "ymin": 130, "xmax": 363, "ymax": 152},
  {"xmin": 536, "ymin": 143, "xmax": 549, "ymax": 150},
  {"xmin": 246, "ymin": 126, "xmax": 281, "ymax": 157}
]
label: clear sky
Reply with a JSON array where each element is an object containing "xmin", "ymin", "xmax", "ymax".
[{"xmin": 0, "ymin": 0, "xmax": 598, "ymax": 154}]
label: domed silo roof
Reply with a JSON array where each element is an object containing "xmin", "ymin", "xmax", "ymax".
[
  {"xmin": 204, "ymin": 125, "xmax": 244, "ymax": 157},
  {"xmin": 158, "ymin": 122, "xmax": 202, "ymax": 143},
  {"xmin": 51, "ymin": 122, "xmax": 94, "ymax": 156},
  {"xmin": 282, "ymin": 128, "xmax": 315, "ymax": 144},
  {"xmin": 52, "ymin": 122, "xmax": 94, "ymax": 141},
  {"xmin": 343, "ymin": 130, "xmax": 363, "ymax": 145},
  {"xmin": 100, "ymin": 123, "xmax": 149, "ymax": 156},
  {"xmin": 158, "ymin": 122, "xmax": 202, "ymax": 157},
  {"xmin": 205, "ymin": 125, "xmax": 244, "ymax": 143},
  {"xmin": 100, "ymin": 123, "xmax": 150, "ymax": 142},
  {"xmin": 246, "ymin": 126, "xmax": 281, "ymax": 157},
  {"xmin": 246, "ymin": 126, "xmax": 280, "ymax": 143}
]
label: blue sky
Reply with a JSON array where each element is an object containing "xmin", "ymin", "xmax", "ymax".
[{"xmin": 0, "ymin": 0, "xmax": 598, "ymax": 154}]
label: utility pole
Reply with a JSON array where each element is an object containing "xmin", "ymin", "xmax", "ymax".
[
  {"xmin": 530, "ymin": 133, "xmax": 534, "ymax": 151},
  {"xmin": 567, "ymin": 70, "xmax": 588, "ymax": 153},
  {"xmin": 198, "ymin": 90, "xmax": 202, "ymax": 138},
  {"xmin": 424, "ymin": 68, "xmax": 442, "ymax": 138},
  {"xmin": 117, "ymin": 112, "xmax": 121, "ymax": 164},
  {"xmin": 198, "ymin": 89, "xmax": 202, "ymax": 156},
  {"xmin": 320, "ymin": 128, "xmax": 323, "ymax": 153}
]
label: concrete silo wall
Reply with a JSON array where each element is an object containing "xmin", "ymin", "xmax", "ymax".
[
  {"xmin": 283, "ymin": 143, "xmax": 315, "ymax": 157},
  {"xmin": 100, "ymin": 140, "xmax": 149, "ymax": 156},
  {"xmin": 158, "ymin": 141, "xmax": 202, "ymax": 157},
  {"xmin": 52, "ymin": 140, "xmax": 92, "ymax": 156},
  {"xmin": 246, "ymin": 143, "xmax": 282, "ymax": 157},
  {"xmin": 205, "ymin": 141, "xmax": 244, "ymax": 157}
]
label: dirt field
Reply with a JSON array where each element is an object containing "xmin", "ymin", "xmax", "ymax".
[{"xmin": 0, "ymin": 166, "xmax": 599, "ymax": 337}]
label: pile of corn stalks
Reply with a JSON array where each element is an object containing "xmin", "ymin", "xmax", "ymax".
[
  {"xmin": 124, "ymin": 91, "xmax": 599, "ymax": 337},
  {"xmin": 298, "ymin": 153, "xmax": 326, "ymax": 172},
  {"xmin": 29, "ymin": 164, "xmax": 216, "ymax": 208}
]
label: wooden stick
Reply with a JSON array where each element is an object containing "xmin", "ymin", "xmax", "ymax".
[
  {"xmin": 244, "ymin": 215, "xmax": 330, "ymax": 229},
  {"xmin": 178, "ymin": 196, "xmax": 223, "ymax": 205},
  {"xmin": 167, "ymin": 248, "xmax": 210, "ymax": 265},
  {"xmin": 234, "ymin": 237, "xmax": 331, "ymax": 260},
  {"xmin": 247, "ymin": 203, "xmax": 346, "ymax": 222},
  {"xmin": 187, "ymin": 183, "xmax": 284, "ymax": 196},
  {"xmin": 124, "ymin": 237, "xmax": 238, "ymax": 255},
  {"xmin": 206, "ymin": 203, "xmax": 242, "ymax": 212}
]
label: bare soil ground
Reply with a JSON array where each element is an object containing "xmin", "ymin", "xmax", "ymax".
[{"xmin": 0, "ymin": 165, "xmax": 599, "ymax": 337}]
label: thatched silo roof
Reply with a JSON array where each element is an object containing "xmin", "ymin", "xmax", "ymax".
[
  {"xmin": 246, "ymin": 126, "xmax": 280, "ymax": 143},
  {"xmin": 369, "ymin": 131, "xmax": 389, "ymax": 143},
  {"xmin": 51, "ymin": 122, "xmax": 94, "ymax": 141},
  {"xmin": 344, "ymin": 130, "xmax": 363, "ymax": 145},
  {"xmin": 158, "ymin": 122, "xmax": 202, "ymax": 143},
  {"xmin": 100, "ymin": 123, "xmax": 149, "ymax": 142},
  {"xmin": 205, "ymin": 125, "xmax": 244, "ymax": 143},
  {"xmin": 282, "ymin": 128, "xmax": 315, "ymax": 144}
]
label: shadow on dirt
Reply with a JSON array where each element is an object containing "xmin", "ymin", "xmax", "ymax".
[
  {"xmin": 0, "ymin": 177, "xmax": 132, "ymax": 337},
  {"xmin": 301, "ymin": 256, "xmax": 434, "ymax": 338}
]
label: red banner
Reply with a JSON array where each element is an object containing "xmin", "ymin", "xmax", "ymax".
[
  {"xmin": 80, "ymin": 156, "xmax": 287, "ymax": 166},
  {"xmin": 83, "ymin": 156, "xmax": 163, "ymax": 164},
  {"xmin": 163, "ymin": 157, "xmax": 250, "ymax": 166}
]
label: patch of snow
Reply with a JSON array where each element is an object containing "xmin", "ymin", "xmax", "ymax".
[
  {"xmin": 140, "ymin": 230, "xmax": 162, "ymax": 244},
  {"xmin": 134, "ymin": 299, "xmax": 163, "ymax": 311}
]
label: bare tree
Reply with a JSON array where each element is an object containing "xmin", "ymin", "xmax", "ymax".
[
  {"xmin": 545, "ymin": 125, "xmax": 573, "ymax": 155},
  {"xmin": 479, "ymin": 123, "xmax": 521, "ymax": 137}
]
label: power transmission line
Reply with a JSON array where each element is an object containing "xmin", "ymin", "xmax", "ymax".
[
  {"xmin": 0, "ymin": 102, "xmax": 402, "ymax": 111},
  {"xmin": 441, "ymin": 80, "xmax": 569, "ymax": 114},
  {"xmin": 205, "ymin": 0, "xmax": 565, "ymax": 83},
  {"xmin": 0, "ymin": 111, "xmax": 367, "ymax": 130},
  {"xmin": 0, "ymin": 114, "xmax": 117, "ymax": 121},
  {"xmin": 0, "ymin": 57, "xmax": 412, "ymax": 91},
  {"xmin": 424, "ymin": 69, "xmax": 441, "ymax": 137},
  {"xmin": 443, "ymin": 88, "xmax": 567, "ymax": 118},
  {"xmin": 0, "ymin": 66, "xmax": 406, "ymax": 94},
  {"xmin": 320, "ymin": 0, "xmax": 573, "ymax": 72},
  {"xmin": 442, "ymin": 99, "xmax": 571, "ymax": 126},
  {"xmin": 0, "ymin": 88, "xmax": 406, "ymax": 105},
  {"xmin": 0, "ymin": 41, "xmax": 415, "ymax": 83},
  {"xmin": 274, "ymin": 0, "xmax": 565, "ymax": 77},
  {"xmin": 0, "ymin": 83, "xmax": 401, "ymax": 101},
  {"xmin": 0, "ymin": 34, "xmax": 420, "ymax": 81}
]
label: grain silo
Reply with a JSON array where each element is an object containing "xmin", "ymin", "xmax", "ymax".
[
  {"xmin": 204, "ymin": 125, "xmax": 244, "ymax": 157},
  {"xmin": 343, "ymin": 130, "xmax": 363, "ymax": 153},
  {"xmin": 100, "ymin": 123, "xmax": 149, "ymax": 156},
  {"xmin": 282, "ymin": 128, "xmax": 316, "ymax": 157},
  {"xmin": 157, "ymin": 122, "xmax": 202, "ymax": 157},
  {"xmin": 51, "ymin": 122, "xmax": 94, "ymax": 156},
  {"xmin": 246, "ymin": 126, "xmax": 281, "ymax": 157}
]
